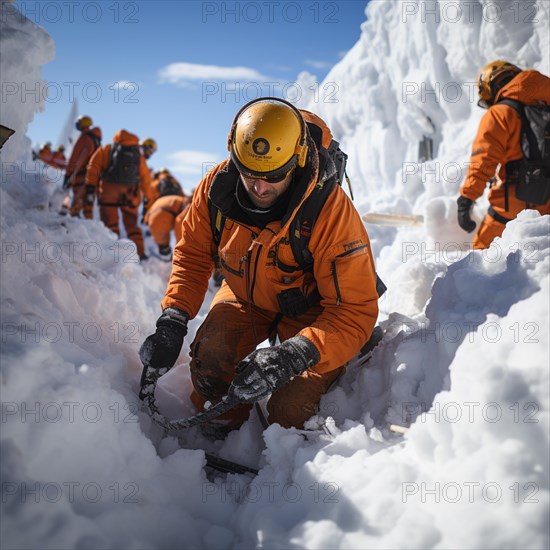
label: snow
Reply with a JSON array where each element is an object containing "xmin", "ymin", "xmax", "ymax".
[{"xmin": 1, "ymin": 1, "xmax": 549, "ymax": 549}]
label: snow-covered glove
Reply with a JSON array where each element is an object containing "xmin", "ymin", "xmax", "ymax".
[
  {"xmin": 457, "ymin": 195, "xmax": 476, "ymax": 233},
  {"xmin": 62, "ymin": 174, "xmax": 71, "ymax": 190},
  {"xmin": 84, "ymin": 186, "xmax": 95, "ymax": 205},
  {"xmin": 158, "ymin": 244, "xmax": 172, "ymax": 262},
  {"xmin": 139, "ymin": 307, "xmax": 188, "ymax": 400},
  {"xmin": 227, "ymin": 336, "xmax": 320, "ymax": 404}
]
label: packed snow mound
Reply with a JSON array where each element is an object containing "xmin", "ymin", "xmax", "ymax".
[
  {"xmin": 2, "ymin": 207, "xmax": 548, "ymax": 549},
  {"xmin": 2, "ymin": 0, "xmax": 549, "ymax": 549},
  {"xmin": 0, "ymin": 0, "xmax": 56, "ymax": 206}
]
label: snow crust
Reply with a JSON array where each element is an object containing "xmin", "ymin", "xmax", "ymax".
[{"xmin": 1, "ymin": 1, "xmax": 549, "ymax": 548}]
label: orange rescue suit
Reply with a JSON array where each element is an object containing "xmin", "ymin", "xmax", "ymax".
[
  {"xmin": 144, "ymin": 195, "xmax": 191, "ymax": 248},
  {"xmin": 86, "ymin": 130, "xmax": 151, "ymax": 257},
  {"xmin": 460, "ymin": 70, "xmax": 550, "ymax": 248},
  {"xmin": 162, "ymin": 158, "xmax": 379, "ymax": 375},
  {"xmin": 65, "ymin": 127, "xmax": 102, "ymax": 218}
]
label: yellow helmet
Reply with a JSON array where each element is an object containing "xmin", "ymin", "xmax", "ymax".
[
  {"xmin": 477, "ymin": 60, "xmax": 522, "ymax": 108},
  {"xmin": 140, "ymin": 137, "xmax": 157, "ymax": 153},
  {"xmin": 228, "ymin": 97, "xmax": 308, "ymax": 180},
  {"xmin": 75, "ymin": 115, "xmax": 93, "ymax": 131}
]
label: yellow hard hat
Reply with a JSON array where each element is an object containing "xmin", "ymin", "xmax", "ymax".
[
  {"xmin": 76, "ymin": 115, "xmax": 93, "ymax": 131},
  {"xmin": 477, "ymin": 60, "xmax": 522, "ymax": 108},
  {"xmin": 140, "ymin": 138, "xmax": 157, "ymax": 153},
  {"xmin": 228, "ymin": 97, "xmax": 308, "ymax": 180}
]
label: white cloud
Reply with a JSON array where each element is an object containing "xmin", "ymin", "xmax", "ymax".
[
  {"xmin": 293, "ymin": 71, "xmax": 319, "ymax": 108},
  {"xmin": 304, "ymin": 59, "xmax": 333, "ymax": 70},
  {"xmin": 158, "ymin": 62, "xmax": 271, "ymax": 86},
  {"xmin": 166, "ymin": 149, "xmax": 225, "ymax": 181},
  {"xmin": 111, "ymin": 80, "xmax": 140, "ymax": 90}
]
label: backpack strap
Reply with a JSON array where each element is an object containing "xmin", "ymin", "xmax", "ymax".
[
  {"xmin": 88, "ymin": 131, "xmax": 101, "ymax": 152},
  {"xmin": 289, "ymin": 175, "xmax": 337, "ymax": 271},
  {"xmin": 210, "ymin": 201, "xmax": 225, "ymax": 249},
  {"xmin": 289, "ymin": 175, "xmax": 386, "ymax": 298},
  {"xmin": 208, "ymin": 198, "xmax": 226, "ymax": 270},
  {"xmin": 498, "ymin": 98, "xmax": 542, "ymax": 160}
]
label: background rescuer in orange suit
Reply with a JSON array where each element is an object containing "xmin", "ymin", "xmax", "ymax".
[
  {"xmin": 141, "ymin": 168, "xmax": 183, "ymax": 220},
  {"xmin": 457, "ymin": 61, "xmax": 550, "ymax": 249},
  {"xmin": 144, "ymin": 194, "xmax": 191, "ymax": 260},
  {"xmin": 51, "ymin": 145, "xmax": 67, "ymax": 170},
  {"xmin": 86, "ymin": 130, "xmax": 151, "ymax": 258},
  {"xmin": 64, "ymin": 115, "xmax": 102, "ymax": 219},
  {"xmin": 139, "ymin": 98, "xmax": 380, "ymax": 430}
]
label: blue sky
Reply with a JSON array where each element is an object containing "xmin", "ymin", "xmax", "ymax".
[{"xmin": 23, "ymin": 0, "xmax": 368, "ymax": 190}]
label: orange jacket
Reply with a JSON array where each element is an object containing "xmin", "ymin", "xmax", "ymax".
[
  {"xmin": 162, "ymin": 150, "xmax": 379, "ymax": 374},
  {"xmin": 144, "ymin": 195, "xmax": 191, "ymax": 247},
  {"xmin": 147, "ymin": 173, "xmax": 184, "ymax": 206},
  {"xmin": 85, "ymin": 130, "xmax": 151, "ymax": 207},
  {"xmin": 66, "ymin": 127, "xmax": 102, "ymax": 186},
  {"xmin": 51, "ymin": 151, "xmax": 67, "ymax": 170},
  {"xmin": 460, "ymin": 70, "xmax": 550, "ymax": 218},
  {"xmin": 37, "ymin": 147, "xmax": 54, "ymax": 166}
]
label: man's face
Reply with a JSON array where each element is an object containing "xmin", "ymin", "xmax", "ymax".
[{"xmin": 239, "ymin": 170, "xmax": 294, "ymax": 208}]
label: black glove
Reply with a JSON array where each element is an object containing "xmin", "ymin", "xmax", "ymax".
[
  {"xmin": 212, "ymin": 270, "xmax": 224, "ymax": 287},
  {"xmin": 63, "ymin": 174, "xmax": 71, "ymax": 190},
  {"xmin": 139, "ymin": 307, "xmax": 188, "ymax": 400},
  {"xmin": 85, "ymin": 186, "xmax": 95, "ymax": 206},
  {"xmin": 158, "ymin": 244, "xmax": 172, "ymax": 261},
  {"xmin": 227, "ymin": 336, "xmax": 320, "ymax": 404},
  {"xmin": 457, "ymin": 196, "xmax": 476, "ymax": 233}
]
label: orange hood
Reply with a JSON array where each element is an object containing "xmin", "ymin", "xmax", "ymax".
[
  {"xmin": 496, "ymin": 70, "xmax": 550, "ymax": 104},
  {"xmin": 112, "ymin": 129, "xmax": 139, "ymax": 146}
]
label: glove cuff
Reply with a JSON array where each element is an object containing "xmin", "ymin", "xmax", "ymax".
[
  {"xmin": 281, "ymin": 335, "xmax": 321, "ymax": 375},
  {"xmin": 457, "ymin": 195, "xmax": 474, "ymax": 209},
  {"xmin": 157, "ymin": 307, "xmax": 189, "ymax": 333}
]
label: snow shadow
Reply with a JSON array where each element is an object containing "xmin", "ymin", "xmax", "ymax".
[{"xmin": 324, "ymin": 248, "xmax": 539, "ymax": 431}]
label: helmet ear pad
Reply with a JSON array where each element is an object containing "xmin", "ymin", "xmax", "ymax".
[{"xmin": 297, "ymin": 141, "xmax": 308, "ymax": 168}]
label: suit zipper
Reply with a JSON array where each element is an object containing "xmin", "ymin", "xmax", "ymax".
[
  {"xmin": 250, "ymin": 244, "xmax": 262, "ymax": 304},
  {"xmin": 244, "ymin": 234, "xmax": 263, "ymax": 345},
  {"xmin": 331, "ymin": 260, "xmax": 341, "ymax": 305},
  {"xmin": 245, "ymin": 235, "xmax": 262, "ymax": 306}
]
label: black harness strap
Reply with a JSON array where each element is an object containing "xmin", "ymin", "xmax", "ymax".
[{"xmin": 488, "ymin": 205, "xmax": 512, "ymax": 224}]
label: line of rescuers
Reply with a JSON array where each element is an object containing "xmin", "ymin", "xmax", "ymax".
[
  {"xmin": 56, "ymin": 114, "xmax": 190, "ymax": 261},
  {"xmin": 41, "ymin": 59, "xmax": 549, "ymax": 266}
]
